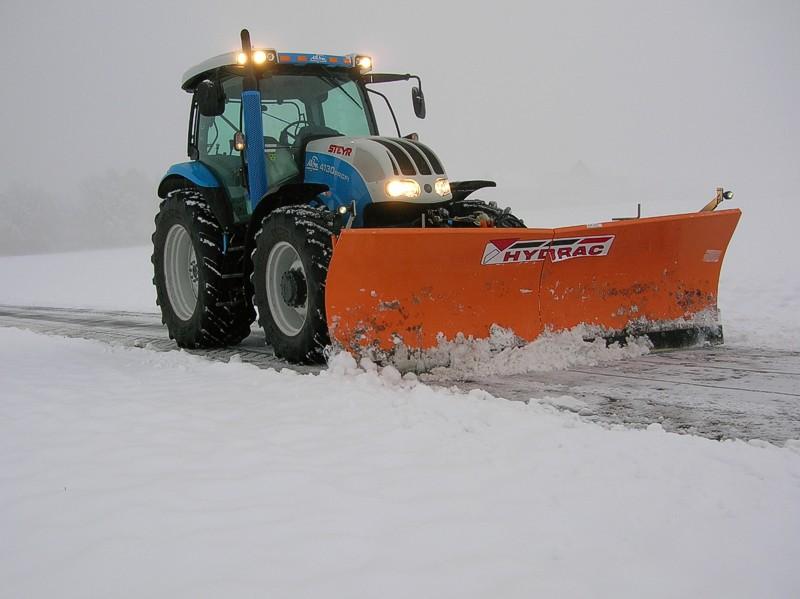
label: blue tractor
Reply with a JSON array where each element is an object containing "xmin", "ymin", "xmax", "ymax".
[{"xmin": 153, "ymin": 30, "xmax": 523, "ymax": 362}]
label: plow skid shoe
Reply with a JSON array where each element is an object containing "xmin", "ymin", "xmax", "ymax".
[{"xmin": 325, "ymin": 209, "xmax": 741, "ymax": 354}]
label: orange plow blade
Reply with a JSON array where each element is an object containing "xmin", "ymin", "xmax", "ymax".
[{"xmin": 325, "ymin": 209, "xmax": 741, "ymax": 354}]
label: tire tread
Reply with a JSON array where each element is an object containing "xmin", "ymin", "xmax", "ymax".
[{"xmin": 152, "ymin": 189, "xmax": 255, "ymax": 348}]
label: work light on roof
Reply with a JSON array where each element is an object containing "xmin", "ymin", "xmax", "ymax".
[
  {"xmin": 236, "ymin": 49, "xmax": 276, "ymax": 66},
  {"xmin": 355, "ymin": 55, "xmax": 373, "ymax": 72}
]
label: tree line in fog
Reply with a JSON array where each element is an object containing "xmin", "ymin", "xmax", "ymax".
[{"xmin": 0, "ymin": 170, "xmax": 159, "ymax": 256}]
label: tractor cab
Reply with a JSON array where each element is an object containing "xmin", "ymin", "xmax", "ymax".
[
  {"xmin": 188, "ymin": 60, "xmax": 378, "ymax": 220},
  {"xmin": 170, "ymin": 43, "xmax": 431, "ymax": 224}
]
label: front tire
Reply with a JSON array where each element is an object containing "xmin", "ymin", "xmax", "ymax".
[
  {"xmin": 252, "ymin": 206, "xmax": 336, "ymax": 363},
  {"xmin": 152, "ymin": 189, "xmax": 255, "ymax": 348}
]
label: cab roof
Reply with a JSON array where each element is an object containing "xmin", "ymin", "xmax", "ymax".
[{"xmin": 181, "ymin": 50, "xmax": 361, "ymax": 91}]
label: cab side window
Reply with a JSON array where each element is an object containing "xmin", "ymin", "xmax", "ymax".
[
  {"xmin": 198, "ymin": 78, "xmax": 243, "ymax": 159},
  {"xmin": 261, "ymin": 100, "xmax": 303, "ymax": 187},
  {"xmin": 197, "ymin": 78, "xmax": 248, "ymax": 219}
]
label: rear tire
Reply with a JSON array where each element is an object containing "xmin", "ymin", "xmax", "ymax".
[
  {"xmin": 152, "ymin": 189, "xmax": 255, "ymax": 348},
  {"xmin": 448, "ymin": 198, "xmax": 526, "ymax": 228},
  {"xmin": 252, "ymin": 205, "xmax": 336, "ymax": 363}
]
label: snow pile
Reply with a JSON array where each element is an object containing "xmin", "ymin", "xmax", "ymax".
[
  {"xmin": 385, "ymin": 324, "xmax": 651, "ymax": 377},
  {"xmin": 2, "ymin": 327, "xmax": 799, "ymax": 597}
]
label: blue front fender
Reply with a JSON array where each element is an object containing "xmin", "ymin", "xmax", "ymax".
[{"xmin": 157, "ymin": 162, "xmax": 221, "ymax": 198}]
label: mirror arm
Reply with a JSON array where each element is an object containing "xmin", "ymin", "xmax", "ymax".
[{"xmin": 366, "ymin": 87, "xmax": 402, "ymax": 137}]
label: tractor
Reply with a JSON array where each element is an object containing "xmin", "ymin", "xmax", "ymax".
[{"xmin": 153, "ymin": 30, "xmax": 523, "ymax": 363}]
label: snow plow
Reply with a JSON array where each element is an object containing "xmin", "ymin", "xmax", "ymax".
[
  {"xmin": 327, "ymin": 204, "xmax": 740, "ymax": 356},
  {"xmin": 153, "ymin": 30, "xmax": 740, "ymax": 363}
]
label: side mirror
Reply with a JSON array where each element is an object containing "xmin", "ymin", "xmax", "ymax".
[
  {"xmin": 412, "ymin": 86, "xmax": 426, "ymax": 119},
  {"xmin": 196, "ymin": 80, "xmax": 225, "ymax": 117}
]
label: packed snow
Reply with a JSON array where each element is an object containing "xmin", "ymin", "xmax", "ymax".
[{"xmin": 2, "ymin": 327, "xmax": 799, "ymax": 598}]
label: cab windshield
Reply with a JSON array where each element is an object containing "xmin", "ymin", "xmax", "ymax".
[
  {"xmin": 196, "ymin": 71, "xmax": 376, "ymax": 220},
  {"xmin": 258, "ymin": 73, "xmax": 375, "ymax": 143}
]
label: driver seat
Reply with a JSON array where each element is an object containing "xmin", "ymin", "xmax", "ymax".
[{"xmin": 263, "ymin": 135, "xmax": 300, "ymax": 188}]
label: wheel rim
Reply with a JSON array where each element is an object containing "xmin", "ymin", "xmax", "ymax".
[
  {"xmin": 266, "ymin": 241, "xmax": 307, "ymax": 337},
  {"xmin": 164, "ymin": 224, "xmax": 198, "ymax": 321}
]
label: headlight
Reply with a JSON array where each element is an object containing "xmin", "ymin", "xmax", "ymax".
[
  {"xmin": 385, "ymin": 179, "xmax": 421, "ymax": 199},
  {"xmin": 253, "ymin": 50, "xmax": 268, "ymax": 65},
  {"xmin": 434, "ymin": 178, "xmax": 451, "ymax": 197}
]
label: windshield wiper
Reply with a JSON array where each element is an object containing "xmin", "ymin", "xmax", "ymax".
[{"xmin": 320, "ymin": 68, "xmax": 362, "ymax": 109}]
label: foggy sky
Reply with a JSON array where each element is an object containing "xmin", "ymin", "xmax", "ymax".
[{"xmin": 1, "ymin": 0, "xmax": 797, "ymax": 223}]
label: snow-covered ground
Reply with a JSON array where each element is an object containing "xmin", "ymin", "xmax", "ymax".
[
  {"xmin": 1, "ymin": 198, "xmax": 799, "ymax": 596},
  {"xmin": 0, "ymin": 245, "xmax": 156, "ymax": 313},
  {"xmin": 2, "ymin": 326, "xmax": 799, "ymax": 598}
]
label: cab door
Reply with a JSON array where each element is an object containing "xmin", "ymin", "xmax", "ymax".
[{"xmin": 197, "ymin": 77, "xmax": 249, "ymax": 221}]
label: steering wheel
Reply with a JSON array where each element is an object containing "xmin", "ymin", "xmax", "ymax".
[{"xmin": 279, "ymin": 118, "xmax": 311, "ymax": 146}]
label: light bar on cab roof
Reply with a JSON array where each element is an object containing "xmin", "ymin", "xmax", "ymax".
[
  {"xmin": 233, "ymin": 50, "xmax": 374, "ymax": 70},
  {"xmin": 272, "ymin": 52, "xmax": 373, "ymax": 71},
  {"xmin": 276, "ymin": 52, "xmax": 354, "ymax": 67}
]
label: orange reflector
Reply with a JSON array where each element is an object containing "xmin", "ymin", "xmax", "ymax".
[{"xmin": 325, "ymin": 209, "xmax": 741, "ymax": 353}]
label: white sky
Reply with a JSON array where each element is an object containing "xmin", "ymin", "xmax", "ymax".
[{"xmin": 1, "ymin": 0, "xmax": 797, "ymax": 213}]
